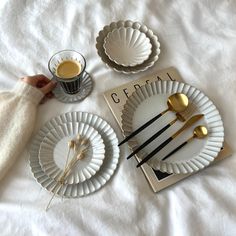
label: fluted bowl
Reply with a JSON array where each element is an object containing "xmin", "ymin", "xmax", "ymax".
[{"xmin": 103, "ymin": 27, "xmax": 152, "ymax": 67}]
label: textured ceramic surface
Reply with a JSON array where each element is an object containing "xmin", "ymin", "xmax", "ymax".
[
  {"xmin": 53, "ymin": 71, "xmax": 93, "ymax": 103},
  {"xmin": 39, "ymin": 122, "xmax": 105, "ymax": 184},
  {"xmin": 29, "ymin": 112, "xmax": 120, "ymax": 198},
  {"xmin": 121, "ymin": 80, "xmax": 224, "ymax": 174},
  {"xmin": 96, "ymin": 20, "xmax": 160, "ymax": 74},
  {"xmin": 103, "ymin": 27, "xmax": 152, "ymax": 67}
]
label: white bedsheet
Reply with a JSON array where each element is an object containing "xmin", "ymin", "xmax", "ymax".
[{"xmin": 0, "ymin": 0, "xmax": 236, "ymax": 235}]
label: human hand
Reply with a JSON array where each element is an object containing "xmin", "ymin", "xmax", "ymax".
[{"xmin": 21, "ymin": 74, "xmax": 57, "ymax": 103}]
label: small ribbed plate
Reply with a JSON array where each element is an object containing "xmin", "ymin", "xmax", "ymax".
[{"xmin": 39, "ymin": 122, "xmax": 105, "ymax": 184}]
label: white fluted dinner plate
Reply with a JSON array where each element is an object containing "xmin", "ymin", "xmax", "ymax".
[
  {"xmin": 103, "ymin": 27, "xmax": 152, "ymax": 67},
  {"xmin": 96, "ymin": 20, "xmax": 160, "ymax": 74},
  {"xmin": 39, "ymin": 122, "xmax": 105, "ymax": 184},
  {"xmin": 29, "ymin": 112, "xmax": 120, "ymax": 198},
  {"xmin": 121, "ymin": 81, "xmax": 224, "ymax": 174}
]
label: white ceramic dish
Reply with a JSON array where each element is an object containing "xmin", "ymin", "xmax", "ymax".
[
  {"xmin": 39, "ymin": 122, "xmax": 105, "ymax": 184},
  {"xmin": 121, "ymin": 80, "xmax": 224, "ymax": 174},
  {"xmin": 96, "ymin": 20, "xmax": 160, "ymax": 74},
  {"xmin": 29, "ymin": 112, "xmax": 120, "ymax": 198},
  {"xmin": 103, "ymin": 27, "xmax": 152, "ymax": 67}
]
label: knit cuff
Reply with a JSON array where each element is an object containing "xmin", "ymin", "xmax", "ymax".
[{"xmin": 13, "ymin": 80, "xmax": 44, "ymax": 105}]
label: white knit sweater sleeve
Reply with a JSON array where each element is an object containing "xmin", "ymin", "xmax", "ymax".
[{"xmin": 0, "ymin": 80, "xmax": 44, "ymax": 181}]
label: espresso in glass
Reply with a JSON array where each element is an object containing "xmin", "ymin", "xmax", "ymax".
[{"xmin": 48, "ymin": 50, "xmax": 86, "ymax": 95}]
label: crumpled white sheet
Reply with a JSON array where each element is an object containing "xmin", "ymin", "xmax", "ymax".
[{"xmin": 0, "ymin": 0, "xmax": 236, "ymax": 235}]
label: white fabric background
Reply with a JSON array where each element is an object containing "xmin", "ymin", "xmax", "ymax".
[{"xmin": 0, "ymin": 0, "xmax": 236, "ymax": 235}]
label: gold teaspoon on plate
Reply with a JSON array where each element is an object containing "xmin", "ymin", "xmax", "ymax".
[
  {"xmin": 119, "ymin": 93, "xmax": 189, "ymax": 146},
  {"xmin": 162, "ymin": 125, "xmax": 208, "ymax": 161}
]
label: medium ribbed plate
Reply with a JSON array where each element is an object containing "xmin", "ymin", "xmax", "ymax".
[
  {"xmin": 121, "ymin": 81, "xmax": 224, "ymax": 174},
  {"xmin": 29, "ymin": 112, "xmax": 120, "ymax": 198},
  {"xmin": 39, "ymin": 122, "xmax": 105, "ymax": 184}
]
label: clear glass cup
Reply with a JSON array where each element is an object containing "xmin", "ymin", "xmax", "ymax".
[{"xmin": 48, "ymin": 50, "xmax": 86, "ymax": 94}]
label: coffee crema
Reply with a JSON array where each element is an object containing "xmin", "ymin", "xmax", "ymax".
[{"xmin": 56, "ymin": 60, "xmax": 81, "ymax": 79}]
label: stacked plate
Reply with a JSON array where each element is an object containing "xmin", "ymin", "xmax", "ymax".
[
  {"xmin": 96, "ymin": 20, "xmax": 161, "ymax": 74},
  {"xmin": 29, "ymin": 112, "xmax": 120, "ymax": 198}
]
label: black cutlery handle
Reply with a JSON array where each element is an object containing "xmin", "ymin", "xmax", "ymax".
[
  {"xmin": 136, "ymin": 136, "xmax": 173, "ymax": 168},
  {"xmin": 162, "ymin": 141, "xmax": 187, "ymax": 161},
  {"xmin": 127, "ymin": 122, "xmax": 174, "ymax": 159},
  {"xmin": 119, "ymin": 111, "xmax": 166, "ymax": 146}
]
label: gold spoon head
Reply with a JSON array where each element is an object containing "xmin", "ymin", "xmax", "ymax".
[
  {"xmin": 167, "ymin": 93, "xmax": 189, "ymax": 113},
  {"xmin": 193, "ymin": 125, "xmax": 208, "ymax": 139}
]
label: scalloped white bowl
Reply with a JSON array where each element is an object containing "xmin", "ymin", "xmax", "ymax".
[
  {"xmin": 96, "ymin": 20, "xmax": 161, "ymax": 74},
  {"xmin": 103, "ymin": 27, "xmax": 152, "ymax": 67}
]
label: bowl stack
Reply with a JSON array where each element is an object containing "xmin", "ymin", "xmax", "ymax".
[{"xmin": 96, "ymin": 20, "xmax": 161, "ymax": 74}]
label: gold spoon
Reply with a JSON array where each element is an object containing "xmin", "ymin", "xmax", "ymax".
[
  {"xmin": 162, "ymin": 125, "xmax": 208, "ymax": 161},
  {"xmin": 119, "ymin": 93, "xmax": 189, "ymax": 146}
]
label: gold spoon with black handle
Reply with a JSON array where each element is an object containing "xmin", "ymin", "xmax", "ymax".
[
  {"xmin": 118, "ymin": 93, "xmax": 189, "ymax": 146},
  {"xmin": 136, "ymin": 114, "xmax": 204, "ymax": 168},
  {"xmin": 162, "ymin": 125, "xmax": 208, "ymax": 161},
  {"xmin": 126, "ymin": 113, "xmax": 187, "ymax": 160}
]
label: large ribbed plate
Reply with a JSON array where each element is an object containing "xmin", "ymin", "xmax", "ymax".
[
  {"xmin": 96, "ymin": 20, "xmax": 160, "ymax": 74},
  {"xmin": 29, "ymin": 112, "xmax": 120, "ymax": 198},
  {"xmin": 121, "ymin": 81, "xmax": 224, "ymax": 174},
  {"xmin": 39, "ymin": 122, "xmax": 105, "ymax": 184}
]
